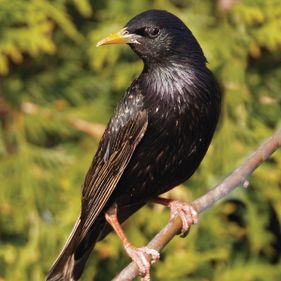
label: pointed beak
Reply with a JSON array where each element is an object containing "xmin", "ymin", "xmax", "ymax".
[{"xmin": 96, "ymin": 28, "xmax": 141, "ymax": 47}]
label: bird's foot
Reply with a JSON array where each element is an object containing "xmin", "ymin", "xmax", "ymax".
[
  {"xmin": 124, "ymin": 244, "xmax": 160, "ymax": 281},
  {"xmin": 153, "ymin": 197, "xmax": 198, "ymax": 237},
  {"xmin": 167, "ymin": 200, "xmax": 198, "ymax": 237},
  {"xmin": 105, "ymin": 203, "xmax": 159, "ymax": 280}
]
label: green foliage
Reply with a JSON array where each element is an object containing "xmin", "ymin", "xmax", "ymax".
[{"xmin": 0, "ymin": 0, "xmax": 281, "ymax": 280}]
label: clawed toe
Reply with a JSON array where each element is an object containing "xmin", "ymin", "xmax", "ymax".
[
  {"xmin": 168, "ymin": 200, "xmax": 198, "ymax": 236},
  {"xmin": 105, "ymin": 203, "xmax": 160, "ymax": 280},
  {"xmin": 152, "ymin": 197, "xmax": 199, "ymax": 237},
  {"xmin": 125, "ymin": 244, "xmax": 160, "ymax": 280}
]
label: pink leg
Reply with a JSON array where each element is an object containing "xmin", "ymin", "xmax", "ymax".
[
  {"xmin": 105, "ymin": 203, "xmax": 160, "ymax": 281},
  {"xmin": 152, "ymin": 197, "xmax": 198, "ymax": 237}
]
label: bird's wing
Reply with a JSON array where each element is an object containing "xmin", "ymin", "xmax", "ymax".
[{"xmin": 80, "ymin": 106, "xmax": 148, "ymax": 240}]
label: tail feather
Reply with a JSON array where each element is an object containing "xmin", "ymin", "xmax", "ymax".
[
  {"xmin": 46, "ymin": 202, "xmax": 145, "ymax": 281},
  {"xmin": 46, "ymin": 217, "xmax": 82, "ymax": 281},
  {"xmin": 46, "ymin": 217, "xmax": 102, "ymax": 281}
]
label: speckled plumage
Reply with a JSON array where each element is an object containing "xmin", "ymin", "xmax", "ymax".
[{"xmin": 47, "ymin": 10, "xmax": 221, "ymax": 281}]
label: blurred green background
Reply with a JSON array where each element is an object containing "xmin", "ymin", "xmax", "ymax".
[{"xmin": 0, "ymin": 0, "xmax": 281, "ymax": 280}]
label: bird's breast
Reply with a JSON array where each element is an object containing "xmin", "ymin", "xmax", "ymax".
[
  {"xmin": 116, "ymin": 97, "xmax": 204, "ymax": 202},
  {"xmin": 114, "ymin": 66, "xmax": 220, "ymax": 204}
]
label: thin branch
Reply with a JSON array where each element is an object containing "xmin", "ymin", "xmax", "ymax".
[
  {"xmin": 113, "ymin": 129, "xmax": 281, "ymax": 281},
  {"xmin": 68, "ymin": 118, "xmax": 105, "ymax": 139},
  {"xmin": 217, "ymin": 0, "xmax": 240, "ymax": 13},
  {"xmin": 21, "ymin": 101, "xmax": 105, "ymax": 139}
]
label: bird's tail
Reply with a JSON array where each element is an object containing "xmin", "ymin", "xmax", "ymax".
[
  {"xmin": 46, "ymin": 216, "xmax": 103, "ymax": 281},
  {"xmin": 46, "ymin": 202, "xmax": 145, "ymax": 281}
]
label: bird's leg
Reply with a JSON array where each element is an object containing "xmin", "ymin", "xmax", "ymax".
[
  {"xmin": 105, "ymin": 202, "xmax": 160, "ymax": 281},
  {"xmin": 152, "ymin": 197, "xmax": 198, "ymax": 237}
]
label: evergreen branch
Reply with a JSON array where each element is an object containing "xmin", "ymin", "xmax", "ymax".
[{"xmin": 113, "ymin": 129, "xmax": 281, "ymax": 281}]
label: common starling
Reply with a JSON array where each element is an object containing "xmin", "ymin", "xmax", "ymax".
[{"xmin": 47, "ymin": 9, "xmax": 221, "ymax": 281}]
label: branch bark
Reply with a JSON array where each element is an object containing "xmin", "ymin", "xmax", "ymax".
[{"xmin": 113, "ymin": 129, "xmax": 281, "ymax": 281}]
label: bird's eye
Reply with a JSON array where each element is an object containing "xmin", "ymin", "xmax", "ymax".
[
  {"xmin": 122, "ymin": 29, "xmax": 129, "ymax": 35},
  {"xmin": 145, "ymin": 27, "xmax": 160, "ymax": 38}
]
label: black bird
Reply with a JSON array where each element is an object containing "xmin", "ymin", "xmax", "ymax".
[{"xmin": 47, "ymin": 9, "xmax": 221, "ymax": 281}]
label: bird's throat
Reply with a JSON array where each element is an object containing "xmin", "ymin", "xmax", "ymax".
[{"xmin": 141, "ymin": 61, "xmax": 202, "ymax": 103}]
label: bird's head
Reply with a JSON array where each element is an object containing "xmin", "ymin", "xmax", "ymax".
[{"xmin": 97, "ymin": 10, "xmax": 206, "ymax": 67}]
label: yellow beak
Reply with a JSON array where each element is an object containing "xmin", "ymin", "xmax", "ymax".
[{"xmin": 96, "ymin": 28, "xmax": 141, "ymax": 47}]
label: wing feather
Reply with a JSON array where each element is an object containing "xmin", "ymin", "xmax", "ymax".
[{"xmin": 80, "ymin": 110, "xmax": 148, "ymax": 240}]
